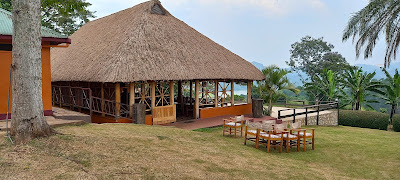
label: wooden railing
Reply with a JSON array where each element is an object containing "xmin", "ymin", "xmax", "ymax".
[
  {"xmin": 52, "ymin": 85, "xmax": 135, "ymax": 122},
  {"xmin": 152, "ymin": 105, "xmax": 176, "ymax": 125}
]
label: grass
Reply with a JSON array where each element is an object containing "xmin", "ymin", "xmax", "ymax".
[{"xmin": 0, "ymin": 124, "xmax": 399, "ymax": 179}]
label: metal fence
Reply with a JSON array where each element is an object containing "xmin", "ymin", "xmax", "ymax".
[{"xmin": 277, "ymin": 101, "xmax": 339, "ymax": 125}]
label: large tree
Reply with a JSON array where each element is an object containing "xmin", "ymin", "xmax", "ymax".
[
  {"xmin": 343, "ymin": 0, "xmax": 400, "ymax": 68},
  {"xmin": 259, "ymin": 65, "xmax": 299, "ymax": 115},
  {"xmin": 11, "ymin": 0, "xmax": 53, "ymax": 144},
  {"xmin": 287, "ymin": 36, "xmax": 350, "ymax": 82},
  {"xmin": 1, "ymin": 0, "xmax": 95, "ymax": 35}
]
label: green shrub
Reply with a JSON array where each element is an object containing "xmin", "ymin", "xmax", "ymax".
[
  {"xmin": 393, "ymin": 115, "xmax": 400, "ymax": 132},
  {"xmin": 339, "ymin": 110, "xmax": 389, "ymax": 130}
]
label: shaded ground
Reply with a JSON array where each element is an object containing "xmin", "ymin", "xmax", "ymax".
[
  {"xmin": 0, "ymin": 107, "xmax": 86, "ymax": 131},
  {"xmin": 0, "ymin": 124, "xmax": 399, "ymax": 179}
]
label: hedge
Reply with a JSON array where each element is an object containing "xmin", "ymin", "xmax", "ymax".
[
  {"xmin": 339, "ymin": 110, "xmax": 389, "ymax": 130},
  {"xmin": 393, "ymin": 115, "xmax": 400, "ymax": 132}
]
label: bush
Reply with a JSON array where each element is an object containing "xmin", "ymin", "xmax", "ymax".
[
  {"xmin": 393, "ymin": 115, "xmax": 400, "ymax": 132},
  {"xmin": 339, "ymin": 110, "xmax": 389, "ymax": 130}
]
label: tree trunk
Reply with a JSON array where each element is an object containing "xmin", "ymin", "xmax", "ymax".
[
  {"xmin": 11, "ymin": 0, "xmax": 53, "ymax": 144},
  {"xmin": 268, "ymin": 92, "xmax": 273, "ymax": 116},
  {"xmin": 390, "ymin": 105, "xmax": 395, "ymax": 125}
]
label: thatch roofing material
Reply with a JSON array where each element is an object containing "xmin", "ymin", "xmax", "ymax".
[{"xmin": 51, "ymin": 0, "xmax": 265, "ymax": 82}]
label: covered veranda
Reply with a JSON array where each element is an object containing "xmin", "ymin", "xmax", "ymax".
[{"xmin": 50, "ymin": 0, "xmax": 265, "ymax": 125}]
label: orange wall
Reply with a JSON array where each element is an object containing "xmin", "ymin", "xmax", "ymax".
[
  {"xmin": 199, "ymin": 104, "xmax": 252, "ymax": 119},
  {"xmin": 0, "ymin": 47, "xmax": 53, "ymax": 117}
]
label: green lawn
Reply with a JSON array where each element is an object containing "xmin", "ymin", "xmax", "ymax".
[{"xmin": 0, "ymin": 124, "xmax": 399, "ymax": 179}]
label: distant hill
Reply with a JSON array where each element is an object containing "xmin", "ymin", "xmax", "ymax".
[{"xmin": 251, "ymin": 61, "xmax": 400, "ymax": 86}]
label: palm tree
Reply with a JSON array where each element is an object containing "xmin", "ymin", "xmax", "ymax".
[
  {"xmin": 304, "ymin": 69, "xmax": 339, "ymax": 102},
  {"xmin": 343, "ymin": 0, "xmax": 400, "ymax": 67},
  {"xmin": 379, "ymin": 68, "xmax": 400, "ymax": 126},
  {"xmin": 342, "ymin": 67, "xmax": 383, "ymax": 110},
  {"xmin": 259, "ymin": 65, "xmax": 299, "ymax": 115}
]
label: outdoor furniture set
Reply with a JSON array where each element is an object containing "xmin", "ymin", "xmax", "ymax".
[{"xmin": 223, "ymin": 115, "xmax": 315, "ymax": 153}]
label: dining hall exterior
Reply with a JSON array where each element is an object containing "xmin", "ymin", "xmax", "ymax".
[{"xmin": 50, "ymin": 0, "xmax": 265, "ymax": 125}]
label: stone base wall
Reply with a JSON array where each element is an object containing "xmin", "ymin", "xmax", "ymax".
[{"xmin": 294, "ymin": 110, "xmax": 338, "ymax": 126}]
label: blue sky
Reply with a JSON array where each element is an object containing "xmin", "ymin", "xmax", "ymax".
[{"xmin": 86, "ymin": 0, "xmax": 391, "ymax": 68}]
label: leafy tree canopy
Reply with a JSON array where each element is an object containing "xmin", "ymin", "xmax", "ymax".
[
  {"xmin": 343, "ymin": 0, "xmax": 400, "ymax": 68},
  {"xmin": 287, "ymin": 36, "xmax": 350, "ymax": 82},
  {"xmin": 0, "ymin": 0, "xmax": 95, "ymax": 35}
]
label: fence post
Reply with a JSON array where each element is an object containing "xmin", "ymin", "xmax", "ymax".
[
  {"xmin": 337, "ymin": 100, "xmax": 340, "ymax": 126},
  {"xmin": 278, "ymin": 110, "xmax": 281, "ymax": 119},
  {"xmin": 293, "ymin": 109, "xmax": 296, "ymax": 123},
  {"xmin": 305, "ymin": 107, "xmax": 308, "ymax": 126},
  {"xmin": 317, "ymin": 105, "xmax": 320, "ymax": 125}
]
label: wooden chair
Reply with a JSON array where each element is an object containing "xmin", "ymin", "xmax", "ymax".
[
  {"xmin": 275, "ymin": 124, "xmax": 300, "ymax": 153},
  {"xmin": 223, "ymin": 115, "xmax": 244, "ymax": 138},
  {"xmin": 290, "ymin": 121, "xmax": 315, "ymax": 152},
  {"xmin": 244, "ymin": 120, "xmax": 262, "ymax": 148},
  {"xmin": 258, "ymin": 121, "xmax": 283, "ymax": 153}
]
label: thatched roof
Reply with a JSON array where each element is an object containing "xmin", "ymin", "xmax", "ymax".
[{"xmin": 51, "ymin": 0, "xmax": 265, "ymax": 82}]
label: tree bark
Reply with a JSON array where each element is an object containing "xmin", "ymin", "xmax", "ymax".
[
  {"xmin": 11, "ymin": 0, "xmax": 54, "ymax": 144},
  {"xmin": 390, "ymin": 105, "xmax": 395, "ymax": 125}
]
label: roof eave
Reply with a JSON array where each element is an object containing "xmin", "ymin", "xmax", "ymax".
[{"xmin": 0, "ymin": 35, "xmax": 71, "ymax": 44}]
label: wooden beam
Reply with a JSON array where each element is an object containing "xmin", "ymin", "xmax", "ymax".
[
  {"xmin": 129, "ymin": 82, "xmax": 135, "ymax": 118},
  {"xmin": 151, "ymin": 81, "xmax": 156, "ymax": 112},
  {"xmin": 190, "ymin": 80, "xmax": 193, "ymax": 105},
  {"xmin": 178, "ymin": 81, "xmax": 183, "ymax": 113},
  {"xmin": 115, "ymin": 83, "xmax": 121, "ymax": 117},
  {"xmin": 195, "ymin": 80, "xmax": 200, "ymax": 119},
  {"xmin": 101, "ymin": 83, "xmax": 105, "ymax": 117},
  {"xmin": 231, "ymin": 81, "xmax": 235, "ymax": 106},
  {"xmin": 214, "ymin": 80, "xmax": 218, "ymax": 107},
  {"xmin": 247, "ymin": 81, "xmax": 252, "ymax": 103},
  {"xmin": 169, "ymin": 81, "xmax": 174, "ymax": 105}
]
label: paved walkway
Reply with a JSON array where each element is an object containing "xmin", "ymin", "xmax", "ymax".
[
  {"xmin": 0, "ymin": 107, "xmax": 87, "ymax": 131},
  {"xmin": 163, "ymin": 114, "xmax": 282, "ymax": 130}
]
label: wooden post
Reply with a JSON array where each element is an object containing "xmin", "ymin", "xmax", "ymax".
[
  {"xmin": 178, "ymin": 81, "xmax": 183, "ymax": 113},
  {"xmin": 169, "ymin": 81, "xmax": 174, "ymax": 105},
  {"xmin": 195, "ymin": 80, "xmax": 200, "ymax": 119},
  {"xmin": 101, "ymin": 83, "xmax": 105, "ymax": 117},
  {"xmin": 115, "ymin": 83, "xmax": 121, "ymax": 117},
  {"xmin": 151, "ymin": 81, "xmax": 156, "ymax": 112},
  {"xmin": 129, "ymin": 82, "xmax": 135, "ymax": 118},
  {"xmin": 247, "ymin": 81, "xmax": 252, "ymax": 104},
  {"xmin": 231, "ymin": 81, "xmax": 235, "ymax": 106},
  {"xmin": 190, "ymin": 81, "xmax": 193, "ymax": 105},
  {"xmin": 215, "ymin": 80, "xmax": 218, "ymax": 107}
]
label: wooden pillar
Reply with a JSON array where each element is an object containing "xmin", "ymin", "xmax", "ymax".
[
  {"xmin": 151, "ymin": 81, "xmax": 156, "ymax": 111},
  {"xmin": 215, "ymin": 80, "xmax": 218, "ymax": 107},
  {"xmin": 231, "ymin": 81, "xmax": 235, "ymax": 106},
  {"xmin": 194, "ymin": 80, "xmax": 200, "ymax": 119},
  {"xmin": 169, "ymin": 81, "xmax": 174, "ymax": 105},
  {"xmin": 247, "ymin": 81, "xmax": 252, "ymax": 104},
  {"xmin": 189, "ymin": 81, "xmax": 193, "ymax": 105},
  {"xmin": 178, "ymin": 81, "xmax": 184, "ymax": 113},
  {"xmin": 115, "ymin": 83, "xmax": 121, "ymax": 117},
  {"xmin": 101, "ymin": 83, "xmax": 105, "ymax": 117},
  {"xmin": 129, "ymin": 82, "xmax": 135, "ymax": 118}
]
